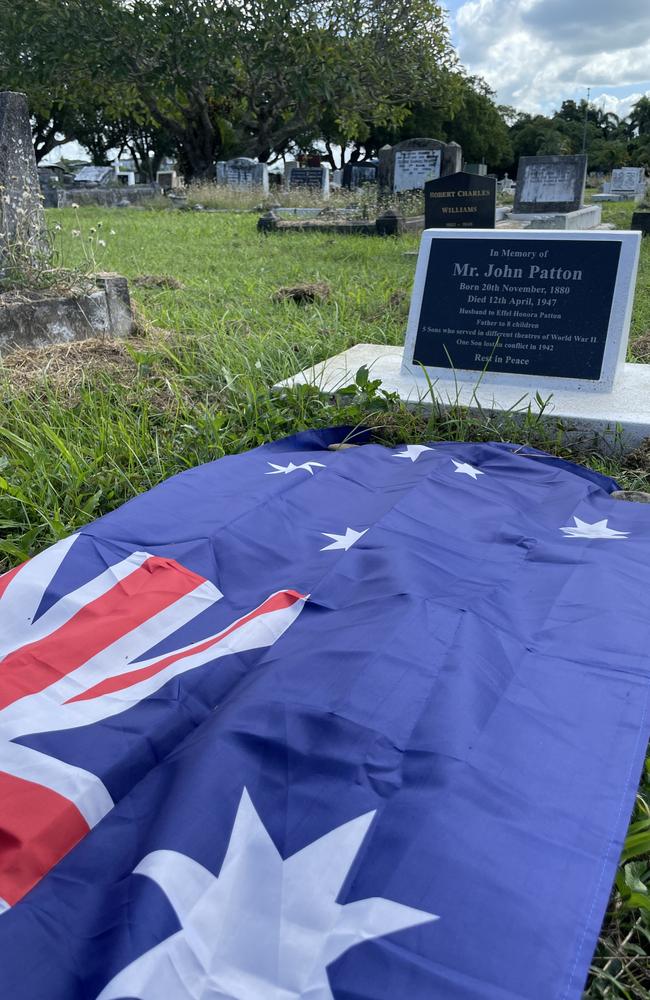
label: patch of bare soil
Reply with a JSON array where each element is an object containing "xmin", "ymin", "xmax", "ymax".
[
  {"xmin": 132, "ymin": 275, "xmax": 185, "ymax": 290},
  {"xmin": 272, "ymin": 282, "xmax": 331, "ymax": 304},
  {"xmin": 630, "ymin": 333, "xmax": 650, "ymax": 362},
  {"xmin": 622, "ymin": 438, "xmax": 650, "ymax": 474}
]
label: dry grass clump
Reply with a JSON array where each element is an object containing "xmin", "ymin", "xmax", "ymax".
[
  {"xmin": 272, "ymin": 281, "xmax": 331, "ymax": 304},
  {"xmin": 0, "ymin": 337, "xmax": 141, "ymax": 395}
]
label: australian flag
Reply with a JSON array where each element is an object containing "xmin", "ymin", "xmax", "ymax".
[{"xmin": 0, "ymin": 426, "xmax": 648, "ymax": 999}]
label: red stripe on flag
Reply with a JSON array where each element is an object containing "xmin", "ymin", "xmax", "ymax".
[
  {"xmin": 0, "ymin": 561, "xmax": 26, "ymax": 601},
  {"xmin": 0, "ymin": 770, "xmax": 89, "ymax": 906},
  {"xmin": 0, "ymin": 557, "xmax": 206, "ymax": 711},
  {"xmin": 67, "ymin": 589, "xmax": 305, "ymax": 703}
]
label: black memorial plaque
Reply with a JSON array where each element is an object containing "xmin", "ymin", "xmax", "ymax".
[
  {"xmin": 289, "ymin": 168, "xmax": 324, "ymax": 190},
  {"xmin": 425, "ymin": 172, "xmax": 496, "ymax": 229},
  {"xmin": 412, "ymin": 237, "xmax": 622, "ymax": 380}
]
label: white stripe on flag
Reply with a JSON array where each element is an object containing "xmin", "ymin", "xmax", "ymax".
[
  {"xmin": 0, "ymin": 896, "xmax": 10, "ymax": 915},
  {"xmin": 0, "ymin": 741, "xmax": 114, "ymax": 829}
]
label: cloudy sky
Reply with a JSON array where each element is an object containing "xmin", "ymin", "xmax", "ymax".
[{"xmin": 446, "ymin": 0, "xmax": 650, "ymax": 119}]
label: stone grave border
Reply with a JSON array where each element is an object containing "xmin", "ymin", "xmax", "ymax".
[{"xmin": 257, "ymin": 210, "xmax": 425, "ymax": 237}]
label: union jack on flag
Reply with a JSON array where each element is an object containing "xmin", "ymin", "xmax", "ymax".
[{"xmin": 0, "ymin": 533, "xmax": 305, "ymax": 912}]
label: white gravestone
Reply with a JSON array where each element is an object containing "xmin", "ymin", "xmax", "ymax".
[
  {"xmin": 594, "ymin": 167, "xmax": 646, "ymax": 203},
  {"xmin": 394, "ymin": 149, "xmax": 441, "ymax": 193},
  {"xmin": 519, "ymin": 165, "xmax": 576, "ymax": 205},
  {"xmin": 216, "ymin": 158, "xmax": 269, "ymax": 193},
  {"xmin": 74, "ymin": 166, "xmax": 114, "ymax": 186},
  {"xmin": 611, "ymin": 167, "xmax": 646, "ymax": 196}
]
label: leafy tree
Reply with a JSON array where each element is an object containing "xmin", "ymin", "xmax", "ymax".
[
  {"xmin": 439, "ymin": 76, "xmax": 512, "ymax": 169},
  {"xmin": 629, "ymin": 96, "xmax": 650, "ymax": 137}
]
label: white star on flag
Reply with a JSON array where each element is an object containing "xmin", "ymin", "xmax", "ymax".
[
  {"xmin": 266, "ymin": 461, "xmax": 326, "ymax": 475},
  {"xmin": 560, "ymin": 517, "xmax": 629, "ymax": 540},
  {"xmin": 393, "ymin": 445, "xmax": 434, "ymax": 462},
  {"xmin": 97, "ymin": 788, "xmax": 437, "ymax": 1000},
  {"xmin": 452, "ymin": 460, "xmax": 483, "ymax": 480},
  {"xmin": 321, "ymin": 528, "xmax": 368, "ymax": 551}
]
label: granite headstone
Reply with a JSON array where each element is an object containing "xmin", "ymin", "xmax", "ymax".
[
  {"xmin": 611, "ymin": 167, "xmax": 645, "ymax": 197},
  {"xmin": 74, "ymin": 165, "xmax": 114, "ymax": 186},
  {"xmin": 378, "ymin": 139, "xmax": 462, "ymax": 194},
  {"xmin": 342, "ymin": 162, "xmax": 377, "ymax": 189},
  {"xmin": 285, "ymin": 164, "xmax": 330, "ymax": 197},
  {"xmin": 216, "ymin": 157, "xmax": 269, "ymax": 192},
  {"xmin": 424, "ymin": 172, "xmax": 496, "ymax": 229},
  {"xmin": 402, "ymin": 229, "xmax": 640, "ymax": 393},
  {"xmin": 513, "ymin": 154, "xmax": 587, "ymax": 214}
]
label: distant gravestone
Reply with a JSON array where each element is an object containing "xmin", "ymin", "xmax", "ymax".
[
  {"xmin": 378, "ymin": 139, "xmax": 462, "ymax": 194},
  {"xmin": 611, "ymin": 167, "xmax": 645, "ymax": 197},
  {"xmin": 74, "ymin": 165, "xmax": 114, "ymax": 186},
  {"xmin": 156, "ymin": 169, "xmax": 179, "ymax": 191},
  {"xmin": 424, "ymin": 172, "xmax": 496, "ymax": 229},
  {"xmin": 216, "ymin": 157, "xmax": 269, "ymax": 192},
  {"xmin": 464, "ymin": 163, "xmax": 488, "ymax": 176},
  {"xmin": 0, "ymin": 91, "xmax": 46, "ymax": 262},
  {"xmin": 285, "ymin": 164, "xmax": 330, "ymax": 197},
  {"xmin": 513, "ymin": 154, "xmax": 587, "ymax": 214},
  {"xmin": 342, "ymin": 162, "xmax": 377, "ymax": 189}
]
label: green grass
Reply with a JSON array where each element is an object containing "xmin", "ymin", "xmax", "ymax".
[{"xmin": 1, "ymin": 200, "xmax": 650, "ymax": 997}]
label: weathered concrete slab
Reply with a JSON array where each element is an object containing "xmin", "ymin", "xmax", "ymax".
[
  {"xmin": 257, "ymin": 211, "xmax": 425, "ymax": 237},
  {"xmin": 56, "ymin": 186, "xmax": 159, "ymax": 207},
  {"xmin": 278, "ymin": 342, "xmax": 650, "ymax": 453},
  {"xmin": 0, "ymin": 273, "xmax": 134, "ymax": 354},
  {"xmin": 508, "ymin": 205, "xmax": 602, "ymax": 230}
]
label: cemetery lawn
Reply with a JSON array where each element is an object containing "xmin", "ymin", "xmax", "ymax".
[{"xmin": 2, "ymin": 200, "xmax": 650, "ymax": 997}]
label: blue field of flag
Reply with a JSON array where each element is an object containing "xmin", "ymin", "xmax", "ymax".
[{"xmin": 0, "ymin": 427, "xmax": 647, "ymax": 999}]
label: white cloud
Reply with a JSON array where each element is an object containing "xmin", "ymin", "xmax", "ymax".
[{"xmin": 453, "ymin": 0, "xmax": 650, "ymax": 116}]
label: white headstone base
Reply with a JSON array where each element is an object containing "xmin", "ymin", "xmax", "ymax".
[
  {"xmin": 278, "ymin": 343, "xmax": 650, "ymax": 453},
  {"xmin": 508, "ymin": 206, "xmax": 602, "ymax": 229}
]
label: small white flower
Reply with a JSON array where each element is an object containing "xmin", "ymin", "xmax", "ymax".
[
  {"xmin": 255, "ymin": 360, "xmax": 262, "ymax": 369},
  {"xmin": 54, "ymin": 223, "xmax": 61, "ymax": 232},
  {"xmin": 97, "ymin": 238, "xmax": 106, "ymax": 247},
  {"xmin": 89, "ymin": 227, "xmax": 96, "ymax": 234},
  {"xmin": 109, "ymin": 229, "xmax": 116, "ymax": 236},
  {"xmin": 71, "ymin": 229, "xmax": 81, "ymax": 237},
  {"xmin": 71, "ymin": 202, "xmax": 79, "ymax": 209}
]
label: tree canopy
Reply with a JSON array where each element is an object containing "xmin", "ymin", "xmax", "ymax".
[{"xmin": 0, "ymin": 0, "xmax": 647, "ymax": 179}]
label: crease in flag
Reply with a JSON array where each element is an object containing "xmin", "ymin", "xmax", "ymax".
[{"xmin": 0, "ymin": 427, "xmax": 647, "ymax": 1000}]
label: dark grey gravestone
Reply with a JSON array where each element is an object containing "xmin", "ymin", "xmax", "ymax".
[
  {"xmin": 378, "ymin": 138, "xmax": 463, "ymax": 194},
  {"xmin": 631, "ymin": 211, "xmax": 650, "ymax": 237},
  {"xmin": 513, "ymin": 154, "xmax": 587, "ymax": 214},
  {"xmin": 285, "ymin": 165, "xmax": 330, "ymax": 196},
  {"xmin": 342, "ymin": 162, "xmax": 377, "ymax": 189},
  {"xmin": 0, "ymin": 92, "xmax": 46, "ymax": 261},
  {"xmin": 409, "ymin": 235, "xmax": 621, "ymax": 382},
  {"xmin": 424, "ymin": 172, "xmax": 496, "ymax": 229}
]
